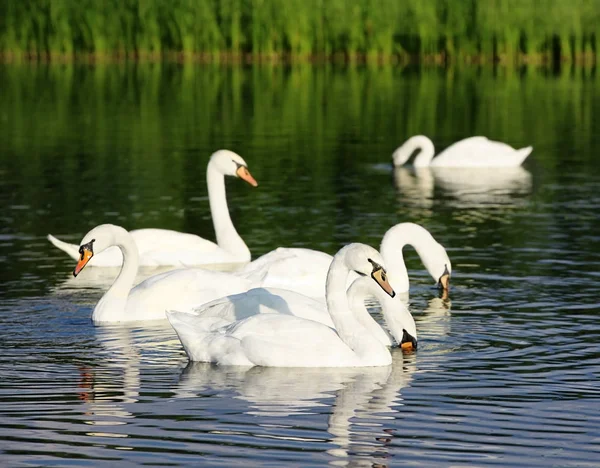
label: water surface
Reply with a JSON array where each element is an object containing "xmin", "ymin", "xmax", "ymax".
[{"xmin": 1, "ymin": 64, "xmax": 599, "ymax": 466}]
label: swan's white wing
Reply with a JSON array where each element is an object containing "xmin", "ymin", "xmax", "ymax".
[
  {"xmin": 130, "ymin": 229, "xmax": 241, "ymax": 266},
  {"xmin": 193, "ymin": 287, "xmax": 332, "ymax": 326},
  {"xmin": 240, "ymin": 248, "xmax": 339, "ymax": 298},
  {"xmin": 168, "ymin": 311, "xmax": 358, "ymax": 367},
  {"xmin": 125, "ymin": 268, "xmax": 255, "ymax": 321},
  {"xmin": 242, "ymin": 247, "xmax": 333, "ymax": 278},
  {"xmin": 432, "ymin": 136, "xmax": 532, "ymax": 167}
]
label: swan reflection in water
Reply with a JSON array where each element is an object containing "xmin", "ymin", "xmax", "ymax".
[
  {"xmin": 74, "ymin": 297, "xmax": 450, "ymax": 466},
  {"xmin": 411, "ymin": 296, "xmax": 452, "ymax": 353},
  {"xmin": 176, "ymin": 354, "xmax": 417, "ymax": 467},
  {"xmin": 76, "ymin": 323, "xmax": 181, "ymax": 436},
  {"xmin": 393, "ymin": 166, "xmax": 532, "ymax": 209}
]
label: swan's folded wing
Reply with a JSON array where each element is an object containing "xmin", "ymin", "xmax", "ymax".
[
  {"xmin": 167, "ymin": 311, "xmax": 255, "ymax": 365},
  {"xmin": 435, "ymin": 137, "xmax": 525, "ymax": 167},
  {"xmin": 193, "ymin": 286, "xmax": 330, "ymax": 324},
  {"xmin": 131, "ymin": 229, "xmax": 218, "ymax": 252},
  {"xmin": 168, "ymin": 310, "xmax": 356, "ymax": 367},
  {"xmin": 241, "ymin": 248, "xmax": 332, "ymax": 278},
  {"xmin": 229, "ymin": 314, "xmax": 357, "ymax": 367},
  {"xmin": 130, "ymin": 229, "xmax": 241, "ymax": 266},
  {"xmin": 235, "ymin": 249, "xmax": 297, "ymax": 282},
  {"xmin": 127, "ymin": 268, "xmax": 255, "ymax": 320},
  {"xmin": 239, "ymin": 248, "xmax": 334, "ymax": 298}
]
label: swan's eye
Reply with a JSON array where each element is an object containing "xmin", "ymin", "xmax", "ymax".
[
  {"xmin": 367, "ymin": 258, "xmax": 383, "ymax": 271},
  {"xmin": 79, "ymin": 240, "xmax": 95, "ymax": 256}
]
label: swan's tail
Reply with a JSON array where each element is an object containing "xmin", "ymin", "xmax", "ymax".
[
  {"xmin": 47, "ymin": 234, "xmax": 80, "ymax": 261},
  {"xmin": 167, "ymin": 310, "xmax": 225, "ymax": 362},
  {"xmin": 516, "ymin": 146, "xmax": 533, "ymax": 165},
  {"xmin": 167, "ymin": 310, "xmax": 228, "ymax": 332}
]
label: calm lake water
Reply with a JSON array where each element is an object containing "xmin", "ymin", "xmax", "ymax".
[{"xmin": 1, "ymin": 63, "xmax": 600, "ymax": 466}]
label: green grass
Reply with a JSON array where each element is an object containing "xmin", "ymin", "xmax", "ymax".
[{"xmin": 0, "ymin": 0, "xmax": 599, "ymax": 63}]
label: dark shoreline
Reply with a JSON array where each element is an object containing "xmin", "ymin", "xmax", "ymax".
[{"xmin": 0, "ymin": 50, "xmax": 597, "ymax": 67}]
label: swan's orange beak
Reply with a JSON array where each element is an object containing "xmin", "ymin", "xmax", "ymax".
[
  {"xmin": 73, "ymin": 248, "xmax": 93, "ymax": 277},
  {"xmin": 236, "ymin": 165, "xmax": 258, "ymax": 187},
  {"xmin": 438, "ymin": 270, "xmax": 450, "ymax": 292},
  {"xmin": 400, "ymin": 330, "xmax": 418, "ymax": 353},
  {"xmin": 371, "ymin": 265, "xmax": 396, "ymax": 298}
]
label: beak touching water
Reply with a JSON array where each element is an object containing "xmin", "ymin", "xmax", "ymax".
[
  {"xmin": 438, "ymin": 264, "xmax": 450, "ymax": 292},
  {"xmin": 400, "ymin": 329, "xmax": 418, "ymax": 352},
  {"xmin": 236, "ymin": 165, "xmax": 258, "ymax": 187},
  {"xmin": 73, "ymin": 240, "xmax": 95, "ymax": 277}
]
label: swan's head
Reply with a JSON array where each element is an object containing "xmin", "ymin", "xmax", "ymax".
[
  {"xmin": 342, "ymin": 243, "xmax": 395, "ymax": 298},
  {"xmin": 381, "ymin": 222, "xmax": 452, "ymax": 294},
  {"xmin": 348, "ymin": 276, "xmax": 418, "ymax": 351},
  {"xmin": 392, "ymin": 135, "xmax": 435, "ymax": 167},
  {"xmin": 377, "ymin": 293, "xmax": 418, "ymax": 352},
  {"xmin": 73, "ymin": 224, "xmax": 124, "ymax": 277},
  {"xmin": 437, "ymin": 263, "xmax": 451, "ymax": 293},
  {"xmin": 399, "ymin": 319, "xmax": 418, "ymax": 353},
  {"xmin": 372, "ymin": 290, "xmax": 418, "ymax": 352},
  {"xmin": 421, "ymin": 243, "xmax": 451, "ymax": 294},
  {"xmin": 210, "ymin": 149, "xmax": 258, "ymax": 187}
]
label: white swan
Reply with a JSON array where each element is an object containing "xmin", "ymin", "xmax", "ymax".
[
  {"xmin": 72, "ymin": 224, "xmax": 262, "ymax": 324},
  {"xmin": 238, "ymin": 222, "xmax": 451, "ymax": 299},
  {"xmin": 392, "ymin": 135, "xmax": 533, "ymax": 168},
  {"xmin": 185, "ymin": 274, "xmax": 417, "ymax": 349},
  {"xmin": 48, "ymin": 150, "xmax": 257, "ymax": 267},
  {"xmin": 167, "ymin": 243, "xmax": 403, "ymax": 367}
]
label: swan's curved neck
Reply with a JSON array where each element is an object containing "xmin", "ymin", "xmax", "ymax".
[
  {"xmin": 380, "ymin": 224, "xmax": 436, "ymax": 293},
  {"xmin": 325, "ymin": 254, "xmax": 354, "ymax": 338},
  {"xmin": 207, "ymin": 161, "xmax": 250, "ymax": 261},
  {"xmin": 93, "ymin": 227, "xmax": 138, "ymax": 322},
  {"xmin": 325, "ymin": 254, "xmax": 389, "ymax": 361},
  {"xmin": 347, "ymin": 278, "xmax": 394, "ymax": 346},
  {"xmin": 412, "ymin": 136, "xmax": 436, "ymax": 167}
]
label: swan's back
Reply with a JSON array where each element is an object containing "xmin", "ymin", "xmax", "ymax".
[
  {"xmin": 240, "ymin": 247, "xmax": 335, "ymax": 298},
  {"xmin": 167, "ymin": 311, "xmax": 358, "ymax": 367},
  {"xmin": 192, "ymin": 287, "xmax": 332, "ymax": 327},
  {"xmin": 125, "ymin": 268, "xmax": 255, "ymax": 321},
  {"xmin": 130, "ymin": 228, "xmax": 245, "ymax": 266},
  {"xmin": 432, "ymin": 137, "xmax": 532, "ymax": 167}
]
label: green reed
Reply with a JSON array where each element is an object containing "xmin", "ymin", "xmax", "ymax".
[{"xmin": 0, "ymin": 0, "xmax": 598, "ymax": 63}]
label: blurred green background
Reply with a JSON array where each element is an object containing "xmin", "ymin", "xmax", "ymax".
[{"xmin": 1, "ymin": 0, "xmax": 598, "ymax": 63}]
